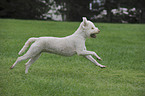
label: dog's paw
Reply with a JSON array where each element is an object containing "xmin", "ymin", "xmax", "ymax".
[
  {"xmin": 10, "ymin": 66, "xmax": 14, "ymax": 69},
  {"xmin": 97, "ymin": 57, "xmax": 102, "ymax": 61},
  {"xmin": 100, "ymin": 65, "xmax": 106, "ymax": 68}
]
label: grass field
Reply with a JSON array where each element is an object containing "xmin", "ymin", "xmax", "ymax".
[{"xmin": 0, "ymin": 19, "xmax": 145, "ymax": 96}]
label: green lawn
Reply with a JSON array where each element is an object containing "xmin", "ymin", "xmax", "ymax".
[{"xmin": 0, "ymin": 19, "xmax": 145, "ymax": 96}]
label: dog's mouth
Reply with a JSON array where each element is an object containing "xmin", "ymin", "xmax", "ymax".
[{"xmin": 90, "ymin": 33, "xmax": 97, "ymax": 38}]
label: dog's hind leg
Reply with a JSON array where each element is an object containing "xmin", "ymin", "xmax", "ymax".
[
  {"xmin": 10, "ymin": 43, "xmax": 42, "ymax": 69},
  {"xmin": 10, "ymin": 53, "xmax": 32, "ymax": 69},
  {"xmin": 10, "ymin": 52, "xmax": 41, "ymax": 70},
  {"xmin": 85, "ymin": 55, "xmax": 106, "ymax": 68},
  {"xmin": 25, "ymin": 53, "xmax": 41, "ymax": 74}
]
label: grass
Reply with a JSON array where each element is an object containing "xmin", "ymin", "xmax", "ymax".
[{"xmin": 0, "ymin": 19, "xmax": 145, "ymax": 96}]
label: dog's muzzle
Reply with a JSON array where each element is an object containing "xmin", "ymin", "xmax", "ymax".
[{"xmin": 90, "ymin": 30, "xmax": 100, "ymax": 38}]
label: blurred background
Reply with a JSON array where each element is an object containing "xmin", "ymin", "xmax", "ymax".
[{"xmin": 0, "ymin": 0, "xmax": 145, "ymax": 23}]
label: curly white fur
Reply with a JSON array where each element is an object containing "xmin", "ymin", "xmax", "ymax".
[{"xmin": 10, "ymin": 17, "xmax": 106, "ymax": 74}]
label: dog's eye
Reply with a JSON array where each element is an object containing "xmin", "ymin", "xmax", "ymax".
[{"xmin": 92, "ymin": 27, "xmax": 94, "ymax": 29}]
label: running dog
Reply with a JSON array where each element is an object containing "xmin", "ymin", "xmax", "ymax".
[{"xmin": 10, "ymin": 17, "xmax": 106, "ymax": 74}]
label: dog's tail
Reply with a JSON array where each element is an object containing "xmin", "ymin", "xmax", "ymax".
[{"xmin": 18, "ymin": 37, "xmax": 38, "ymax": 55}]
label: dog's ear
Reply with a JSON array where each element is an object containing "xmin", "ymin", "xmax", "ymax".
[{"xmin": 82, "ymin": 17, "xmax": 88, "ymax": 27}]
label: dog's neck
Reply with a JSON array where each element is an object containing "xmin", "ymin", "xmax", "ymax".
[{"xmin": 72, "ymin": 25, "xmax": 87, "ymax": 40}]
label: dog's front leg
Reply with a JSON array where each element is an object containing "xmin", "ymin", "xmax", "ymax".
[
  {"xmin": 85, "ymin": 55, "xmax": 106, "ymax": 68},
  {"xmin": 77, "ymin": 50, "xmax": 102, "ymax": 60}
]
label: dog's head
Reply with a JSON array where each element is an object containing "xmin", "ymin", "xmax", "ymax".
[{"xmin": 81, "ymin": 17, "xmax": 100, "ymax": 38}]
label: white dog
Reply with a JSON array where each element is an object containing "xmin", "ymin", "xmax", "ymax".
[{"xmin": 10, "ymin": 17, "xmax": 106, "ymax": 74}]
